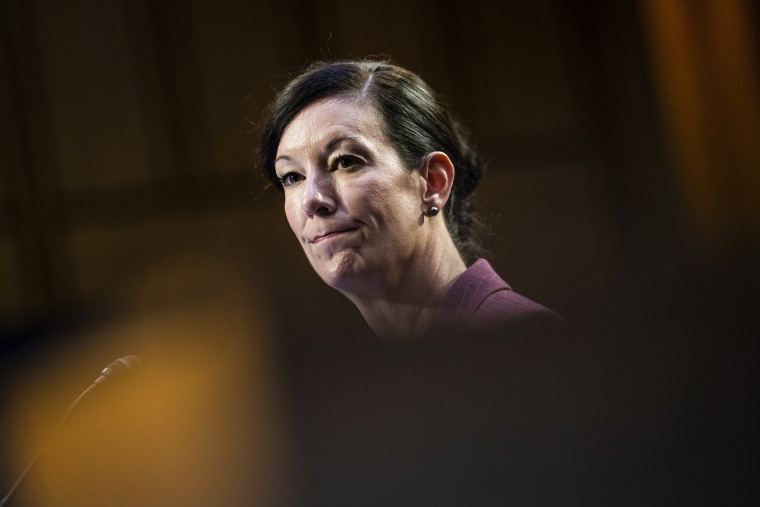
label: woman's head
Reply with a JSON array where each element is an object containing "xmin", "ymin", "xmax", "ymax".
[{"xmin": 259, "ymin": 60, "xmax": 485, "ymax": 264}]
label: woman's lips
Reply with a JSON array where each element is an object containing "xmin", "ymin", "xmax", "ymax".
[{"xmin": 311, "ymin": 228, "xmax": 356, "ymax": 243}]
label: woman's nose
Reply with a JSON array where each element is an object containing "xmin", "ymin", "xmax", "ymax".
[{"xmin": 300, "ymin": 173, "xmax": 336, "ymax": 217}]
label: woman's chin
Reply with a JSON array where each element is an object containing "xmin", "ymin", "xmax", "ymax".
[{"xmin": 314, "ymin": 251, "xmax": 363, "ymax": 291}]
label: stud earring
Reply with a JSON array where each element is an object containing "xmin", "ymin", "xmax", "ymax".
[{"xmin": 428, "ymin": 206, "xmax": 439, "ymax": 217}]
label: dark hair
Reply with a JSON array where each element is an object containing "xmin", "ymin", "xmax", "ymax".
[{"xmin": 259, "ymin": 59, "xmax": 486, "ymax": 263}]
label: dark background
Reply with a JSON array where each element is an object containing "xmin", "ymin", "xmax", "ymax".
[{"xmin": 1, "ymin": 0, "xmax": 758, "ymax": 505}]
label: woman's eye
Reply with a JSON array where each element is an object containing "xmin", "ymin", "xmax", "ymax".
[
  {"xmin": 278, "ymin": 173, "xmax": 302, "ymax": 187},
  {"xmin": 337, "ymin": 155, "xmax": 358, "ymax": 170}
]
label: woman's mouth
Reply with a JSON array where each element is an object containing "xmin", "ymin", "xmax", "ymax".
[{"xmin": 311, "ymin": 228, "xmax": 356, "ymax": 243}]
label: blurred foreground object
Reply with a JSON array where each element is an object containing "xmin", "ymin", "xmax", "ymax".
[
  {"xmin": 4, "ymin": 244, "xmax": 294, "ymax": 506},
  {"xmin": 1, "ymin": 355, "xmax": 141, "ymax": 506}
]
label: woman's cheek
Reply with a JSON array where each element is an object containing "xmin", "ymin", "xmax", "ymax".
[
  {"xmin": 284, "ymin": 193, "xmax": 301, "ymax": 223},
  {"xmin": 349, "ymin": 179, "xmax": 390, "ymax": 215}
]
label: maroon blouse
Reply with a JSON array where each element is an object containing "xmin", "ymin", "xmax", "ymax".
[{"xmin": 424, "ymin": 259, "xmax": 560, "ymax": 339}]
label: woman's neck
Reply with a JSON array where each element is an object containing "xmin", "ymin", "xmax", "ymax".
[{"xmin": 344, "ymin": 240, "xmax": 467, "ymax": 341}]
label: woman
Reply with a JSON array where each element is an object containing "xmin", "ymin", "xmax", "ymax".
[{"xmin": 259, "ymin": 60, "xmax": 559, "ymax": 340}]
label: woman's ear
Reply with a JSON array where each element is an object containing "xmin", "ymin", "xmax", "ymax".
[{"xmin": 420, "ymin": 151, "xmax": 455, "ymax": 210}]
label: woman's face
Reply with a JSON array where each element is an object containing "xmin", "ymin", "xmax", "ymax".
[{"xmin": 275, "ymin": 98, "xmax": 428, "ymax": 296}]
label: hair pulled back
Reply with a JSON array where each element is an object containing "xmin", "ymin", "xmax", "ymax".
[{"xmin": 259, "ymin": 60, "xmax": 486, "ymax": 264}]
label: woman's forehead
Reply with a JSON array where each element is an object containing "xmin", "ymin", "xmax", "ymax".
[{"xmin": 277, "ymin": 98, "xmax": 385, "ymax": 155}]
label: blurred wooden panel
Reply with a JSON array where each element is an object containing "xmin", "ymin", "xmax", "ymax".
[
  {"xmin": 0, "ymin": 241, "xmax": 22, "ymax": 320},
  {"xmin": 32, "ymin": 0, "xmax": 153, "ymax": 193},
  {"xmin": 325, "ymin": 0, "xmax": 427, "ymax": 66},
  {"xmin": 190, "ymin": 0, "xmax": 294, "ymax": 175},
  {"xmin": 476, "ymin": 1, "xmax": 580, "ymax": 140},
  {"xmin": 552, "ymin": 0, "xmax": 682, "ymax": 270},
  {"xmin": 1, "ymin": 0, "xmax": 76, "ymax": 317},
  {"xmin": 66, "ymin": 208, "xmax": 272, "ymax": 302},
  {"xmin": 641, "ymin": 0, "xmax": 760, "ymax": 255}
]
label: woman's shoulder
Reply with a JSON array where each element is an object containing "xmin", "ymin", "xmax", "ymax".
[
  {"xmin": 474, "ymin": 285, "xmax": 560, "ymax": 322},
  {"xmin": 426, "ymin": 258, "xmax": 562, "ymax": 339}
]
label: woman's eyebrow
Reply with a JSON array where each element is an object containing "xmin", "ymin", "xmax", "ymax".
[
  {"xmin": 323, "ymin": 135, "xmax": 363, "ymax": 154},
  {"xmin": 276, "ymin": 136, "xmax": 363, "ymax": 164}
]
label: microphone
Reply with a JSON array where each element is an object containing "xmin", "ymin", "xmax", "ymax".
[
  {"xmin": 0, "ymin": 355, "xmax": 142, "ymax": 507},
  {"xmin": 93, "ymin": 355, "xmax": 142, "ymax": 386}
]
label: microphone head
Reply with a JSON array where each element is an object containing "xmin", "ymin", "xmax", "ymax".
[{"xmin": 94, "ymin": 355, "xmax": 142, "ymax": 385}]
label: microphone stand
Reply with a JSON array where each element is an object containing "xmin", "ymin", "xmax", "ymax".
[
  {"xmin": 1, "ymin": 356, "xmax": 140, "ymax": 506},
  {"xmin": 1, "ymin": 383, "xmax": 101, "ymax": 506}
]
